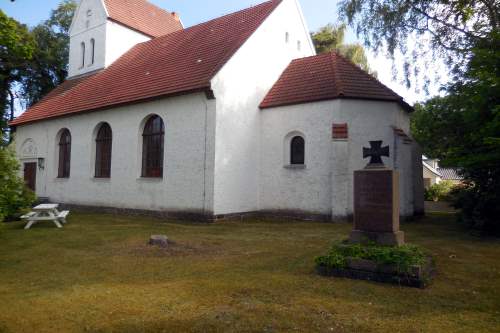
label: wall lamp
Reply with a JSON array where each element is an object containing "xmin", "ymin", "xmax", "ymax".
[{"xmin": 37, "ymin": 158, "xmax": 45, "ymax": 170}]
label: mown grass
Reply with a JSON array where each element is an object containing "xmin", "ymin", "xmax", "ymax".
[{"xmin": 0, "ymin": 213, "xmax": 499, "ymax": 332}]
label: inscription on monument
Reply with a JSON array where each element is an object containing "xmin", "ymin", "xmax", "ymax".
[{"xmin": 354, "ymin": 170, "xmax": 398, "ymax": 233}]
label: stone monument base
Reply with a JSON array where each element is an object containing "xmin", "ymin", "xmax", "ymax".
[
  {"xmin": 350, "ymin": 230, "xmax": 405, "ymax": 246},
  {"xmin": 316, "ymin": 256, "xmax": 434, "ymax": 289}
]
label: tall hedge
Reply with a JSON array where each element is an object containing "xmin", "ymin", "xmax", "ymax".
[{"xmin": 0, "ymin": 144, "xmax": 36, "ymax": 221}]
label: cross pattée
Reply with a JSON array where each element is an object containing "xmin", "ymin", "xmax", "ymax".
[{"xmin": 362, "ymin": 141, "xmax": 390, "ymax": 166}]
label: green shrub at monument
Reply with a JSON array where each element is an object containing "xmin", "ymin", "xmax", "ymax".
[
  {"xmin": 0, "ymin": 145, "xmax": 36, "ymax": 222},
  {"xmin": 316, "ymin": 241, "xmax": 427, "ymax": 274},
  {"xmin": 315, "ymin": 241, "xmax": 434, "ymax": 288}
]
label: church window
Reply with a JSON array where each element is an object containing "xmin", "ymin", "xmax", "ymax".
[
  {"xmin": 80, "ymin": 42, "xmax": 86, "ymax": 68},
  {"xmin": 290, "ymin": 136, "xmax": 305, "ymax": 165},
  {"xmin": 285, "ymin": 32, "xmax": 289, "ymax": 43},
  {"xmin": 142, "ymin": 115, "xmax": 165, "ymax": 178},
  {"xmin": 297, "ymin": 40, "xmax": 301, "ymax": 51},
  {"xmin": 58, "ymin": 129, "xmax": 71, "ymax": 178},
  {"xmin": 90, "ymin": 38, "xmax": 95, "ymax": 65},
  {"xmin": 95, "ymin": 123, "xmax": 112, "ymax": 178}
]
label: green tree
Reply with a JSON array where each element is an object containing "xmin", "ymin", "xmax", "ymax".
[
  {"xmin": 311, "ymin": 24, "xmax": 375, "ymax": 75},
  {"xmin": 0, "ymin": 145, "xmax": 36, "ymax": 222},
  {"xmin": 339, "ymin": 0, "xmax": 499, "ymax": 88},
  {"xmin": 0, "ymin": 10, "xmax": 34, "ymax": 143},
  {"xmin": 20, "ymin": 0, "xmax": 77, "ymax": 107},
  {"xmin": 411, "ymin": 33, "xmax": 500, "ymax": 234}
]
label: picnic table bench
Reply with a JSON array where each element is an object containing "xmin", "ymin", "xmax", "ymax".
[{"xmin": 21, "ymin": 204, "xmax": 70, "ymax": 230}]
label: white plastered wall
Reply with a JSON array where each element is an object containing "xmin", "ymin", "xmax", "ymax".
[
  {"xmin": 14, "ymin": 93, "xmax": 216, "ymax": 214},
  {"xmin": 210, "ymin": 0, "xmax": 315, "ymax": 215},
  {"xmin": 104, "ymin": 20, "xmax": 150, "ymax": 68},
  {"xmin": 260, "ymin": 99, "xmax": 415, "ymax": 218}
]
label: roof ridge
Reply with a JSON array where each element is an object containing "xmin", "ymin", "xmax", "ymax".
[
  {"xmin": 423, "ymin": 161, "xmax": 442, "ymax": 177},
  {"xmin": 143, "ymin": 0, "xmax": 280, "ymax": 46},
  {"xmin": 333, "ymin": 51, "xmax": 403, "ymax": 100},
  {"xmin": 103, "ymin": 0, "xmax": 182, "ymax": 37},
  {"xmin": 105, "ymin": 0, "xmax": 173, "ymax": 15},
  {"xmin": 328, "ymin": 51, "xmax": 344, "ymax": 97}
]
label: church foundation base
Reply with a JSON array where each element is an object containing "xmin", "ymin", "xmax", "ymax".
[
  {"xmin": 60, "ymin": 204, "xmax": 216, "ymax": 222},
  {"xmin": 58, "ymin": 204, "xmax": 341, "ymax": 223}
]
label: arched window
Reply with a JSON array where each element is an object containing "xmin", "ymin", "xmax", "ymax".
[
  {"xmin": 290, "ymin": 136, "xmax": 305, "ymax": 165},
  {"xmin": 285, "ymin": 32, "xmax": 289, "ymax": 43},
  {"xmin": 58, "ymin": 129, "xmax": 71, "ymax": 178},
  {"xmin": 90, "ymin": 38, "xmax": 95, "ymax": 65},
  {"xmin": 95, "ymin": 123, "xmax": 112, "ymax": 178},
  {"xmin": 142, "ymin": 115, "xmax": 164, "ymax": 178},
  {"xmin": 297, "ymin": 40, "xmax": 301, "ymax": 51},
  {"xmin": 80, "ymin": 42, "xmax": 86, "ymax": 68}
]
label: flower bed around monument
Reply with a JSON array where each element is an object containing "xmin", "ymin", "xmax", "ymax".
[{"xmin": 315, "ymin": 241, "xmax": 435, "ymax": 288}]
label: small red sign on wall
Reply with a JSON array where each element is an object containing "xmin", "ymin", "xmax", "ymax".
[{"xmin": 332, "ymin": 123, "xmax": 348, "ymax": 139}]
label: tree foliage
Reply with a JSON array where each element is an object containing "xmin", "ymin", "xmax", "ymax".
[
  {"xmin": 0, "ymin": 146, "xmax": 36, "ymax": 222},
  {"xmin": 311, "ymin": 23, "xmax": 375, "ymax": 75},
  {"xmin": 20, "ymin": 0, "xmax": 77, "ymax": 107},
  {"xmin": 411, "ymin": 32, "xmax": 500, "ymax": 234},
  {"xmin": 1, "ymin": 1, "xmax": 76, "ymax": 144},
  {"xmin": 339, "ymin": 0, "xmax": 499, "ymax": 88},
  {"xmin": 0, "ymin": 10, "xmax": 34, "ymax": 143}
]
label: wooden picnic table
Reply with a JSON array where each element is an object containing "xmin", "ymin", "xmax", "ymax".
[{"xmin": 22, "ymin": 204, "xmax": 70, "ymax": 230}]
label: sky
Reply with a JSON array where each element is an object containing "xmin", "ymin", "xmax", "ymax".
[{"xmin": 1, "ymin": 0, "xmax": 435, "ymax": 105}]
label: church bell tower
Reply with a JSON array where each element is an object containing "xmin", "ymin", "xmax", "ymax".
[{"xmin": 67, "ymin": 0, "xmax": 182, "ymax": 79}]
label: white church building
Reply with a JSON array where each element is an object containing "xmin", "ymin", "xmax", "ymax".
[{"xmin": 11, "ymin": 0, "xmax": 424, "ymax": 221}]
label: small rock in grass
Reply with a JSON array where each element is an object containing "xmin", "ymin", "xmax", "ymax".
[{"xmin": 149, "ymin": 235, "xmax": 168, "ymax": 248}]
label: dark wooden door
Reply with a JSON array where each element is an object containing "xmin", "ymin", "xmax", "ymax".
[{"xmin": 24, "ymin": 162, "xmax": 37, "ymax": 192}]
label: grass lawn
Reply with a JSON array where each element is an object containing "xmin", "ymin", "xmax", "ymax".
[{"xmin": 0, "ymin": 213, "xmax": 499, "ymax": 333}]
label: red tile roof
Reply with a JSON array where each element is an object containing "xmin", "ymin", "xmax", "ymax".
[
  {"xmin": 103, "ymin": 0, "xmax": 183, "ymax": 37},
  {"xmin": 11, "ymin": 0, "xmax": 282, "ymax": 126},
  {"xmin": 260, "ymin": 52, "xmax": 412, "ymax": 111}
]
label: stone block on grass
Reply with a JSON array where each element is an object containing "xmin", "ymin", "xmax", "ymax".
[{"xmin": 149, "ymin": 235, "xmax": 168, "ymax": 248}]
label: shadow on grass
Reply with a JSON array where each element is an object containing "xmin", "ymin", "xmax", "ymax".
[{"xmin": 1, "ymin": 212, "xmax": 499, "ymax": 332}]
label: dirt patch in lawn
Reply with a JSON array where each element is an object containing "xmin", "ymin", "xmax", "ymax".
[{"xmin": 110, "ymin": 239, "xmax": 226, "ymax": 258}]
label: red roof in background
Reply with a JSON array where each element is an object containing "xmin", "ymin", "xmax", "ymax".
[
  {"xmin": 260, "ymin": 52, "xmax": 412, "ymax": 111},
  {"xmin": 11, "ymin": 0, "xmax": 282, "ymax": 126},
  {"xmin": 103, "ymin": 0, "xmax": 183, "ymax": 37}
]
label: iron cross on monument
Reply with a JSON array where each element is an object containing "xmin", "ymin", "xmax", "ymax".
[{"xmin": 363, "ymin": 140, "xmax": 390, "ymax": 167}]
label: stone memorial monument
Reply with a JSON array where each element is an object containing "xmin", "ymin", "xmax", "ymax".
[
  {"xmin": 315, "ymin": 142, "xmax": 433, "ymax": 287},
  {"xmin": 350, "ymin": 141, "xmax": 405, "ymax": 246}
]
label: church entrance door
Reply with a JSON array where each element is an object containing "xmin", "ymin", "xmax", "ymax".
[{"xmin": 24, "ymin": 162, "xmax": 37, "ymax": 192}]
